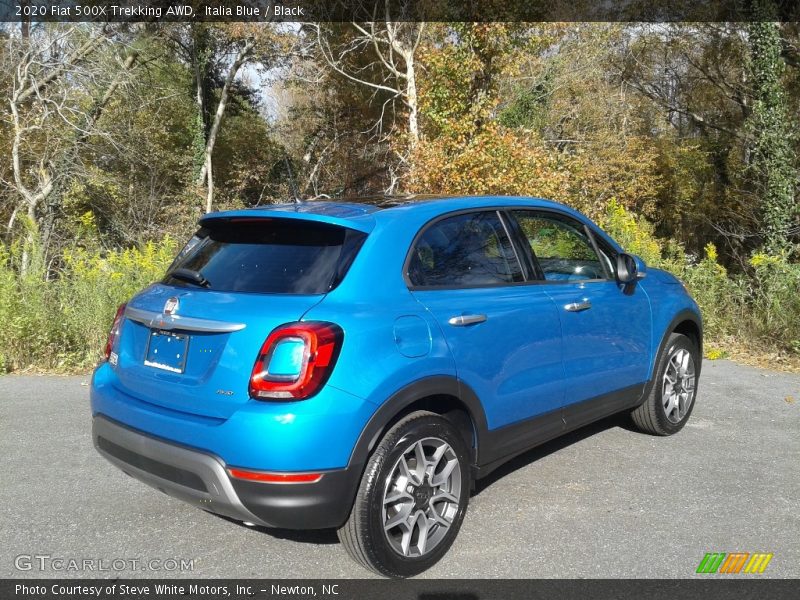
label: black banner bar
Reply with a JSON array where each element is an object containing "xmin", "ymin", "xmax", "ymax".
[
  {"xmin": 2, "ymin": 579, "xmax": 799, "ymax": 600},
  {"xmin": 2, "ymin": 0, "xmax": 800, "ymax": 23}
]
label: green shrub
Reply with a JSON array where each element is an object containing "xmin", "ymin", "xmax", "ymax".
[
  {"xmin": 1, "ymin": 206, "xmax": 798, "ymax": 373},
  {"xmin": 679, "ymin": 243, "xmax": 744, "ymax": 341},
  {"xmin": 598, "ymin": 198, "xmax": 664, "ymax": 266},
  {"xmin": 0, "ymin": 238, "xmax": 176, "ymax": 372},
  {"xmin": 0, "ymin": 240, "xmax": 53, "ymax": 372},
  {"xmin": 745, "ymin": 253, "xmax": 800, "ymax": 352},
  {"xmin": 598, "ymin": 201, "xmax": 800, "ymax": 357}
]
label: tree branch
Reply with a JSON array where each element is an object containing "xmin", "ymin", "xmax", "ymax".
[{"xmin": 14, "ymin": 30, "xmax": 108, "ymax": 104}]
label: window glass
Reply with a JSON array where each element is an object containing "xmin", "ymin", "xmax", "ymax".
[
  {"xmin": 164, "ymin": 219, "xmax": 365, "ymax": 294},
  {"xmin": 512, "ymin": 211, "xmax": 607, "ymax": 282},
  {"xmin": 594, "ymin": 240, "xmax": 616, "ymax": 276},
  {"xmin": 408, "ymin": 211, "xmax": 523, "ymax": 287}
]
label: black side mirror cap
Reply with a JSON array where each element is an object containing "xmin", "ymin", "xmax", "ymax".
[{"xmin": 616, "ymin": 253, "xmax": 646, "ymax": 284}]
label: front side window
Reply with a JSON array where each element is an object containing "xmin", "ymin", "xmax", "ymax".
[
  {"xmin": 407, "ymin": 211, "xmax": 523, "ymax": 288},
  {"xmin": 512, "ymin": 211, "xmax": 608, "ymax": 282}
]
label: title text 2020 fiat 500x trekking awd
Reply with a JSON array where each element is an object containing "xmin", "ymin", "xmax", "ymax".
[{"xmin": 91, "ymin": 196, "xmax": 702, "ymax": 577}]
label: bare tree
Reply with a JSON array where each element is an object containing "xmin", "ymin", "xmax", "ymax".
[
  {"xmin": 195, "ymin": 38, "xmax": 254, "ymax": 213},
  {"xmin": 3, "ymin": 25, "xmax": 137, "ymax": 273},
  {"xmin": 619, "ymin": 24, "xmax": 750, "ymax": 138},
  {"xmin": 167, "ymin": 24, "xmax": 267, "ymax": 213},
  {"xmin": 310, "ymin": 6, "xmax": 425, "ymax": 191}
]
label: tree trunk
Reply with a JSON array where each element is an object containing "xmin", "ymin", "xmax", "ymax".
[
  {"xmin": 9, "ymin": 99, "xmax": 52, "ymax": 275},
  {"xmin": 747, "ymin": 6, "xmax": 796, "ymax": 253},
  {"xmin": 20, "ymin": 1, "xmax": 29, "ymax": 39},
  {"xmin": 405, "ymin": 51, "xmax": 419, "ymax": 148},
  {"xmin": 192, "ymin": 31, "xmax": 207, "ymax": 183},
  {"xmin": 10, "ymin": 49, "xmax": 137, "ymax": 274},
  {"xmin": 197, "ymin": 40, "xmax": 254, "ymax": 211},
  {"xmin": 205, "ymin": 150, "xmax": 214, "ymax": 214},
  {"xmin": 20, "ymin": 201, "xmax": 38, "ymax": 277}
]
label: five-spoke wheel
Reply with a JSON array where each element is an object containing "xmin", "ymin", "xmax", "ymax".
[
  {"xmin": 662, "ymin": 347, "xmax": 696, "ymax": 424},
  {"xmin": 338, "ymin": 411, "xmax": 470, "ymax": 577},
  {"xmin": 382, "ymin": 437, "xmax": 462, "ymax": 558},
  {"xmin": 631, "ymin": 332, "xmax": 700, "ymax": 435}
]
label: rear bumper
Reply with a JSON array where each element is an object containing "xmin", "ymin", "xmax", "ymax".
[{"xmin": 92, "ymin": 416, "xmax": 360, "ymax": 529}]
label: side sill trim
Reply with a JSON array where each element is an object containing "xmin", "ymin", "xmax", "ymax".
[{"xmin": 473, "ymin": 383, "xmax": 645, "ymax": 479}]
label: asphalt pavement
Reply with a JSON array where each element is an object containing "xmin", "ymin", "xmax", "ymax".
[{"xmin": 0, "ymin": 360, "xmax": 798, "ymax": 578}]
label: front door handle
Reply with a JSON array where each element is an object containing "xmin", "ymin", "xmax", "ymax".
[
  {"xmin": 564, "ymin": 300, "xmax": 592, "ymax": 312},
  {"xmin": 448, "ymin": 314, "xmax": 487, "ymax": 326}
]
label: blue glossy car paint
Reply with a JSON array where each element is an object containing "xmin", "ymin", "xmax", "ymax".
[
  {"xmin": 543, "ymin": 279, "xmax": 651, "ymax": 406},
  {"xmin": 91, "ymin": 196, "xmax": 701, "ymax": 499},
  {"xmin": 412, "ymin": 285, "xmax": 565, "ymax": 429}
]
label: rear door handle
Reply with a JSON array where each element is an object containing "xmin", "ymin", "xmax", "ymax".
[
  {"xmin": 448, "ymin": 314, "xmax": 487, "ymax": 326},
  {"xmin": 564, "ymin": 300, "xmax": 592, "ymax": 312}
]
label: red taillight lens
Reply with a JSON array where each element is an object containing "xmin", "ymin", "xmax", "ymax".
[
  {"xmin": 104, "ymin": 303, "xmax": 126, "ymax": 361},
  {"xmin": 249, "ymin": 321, "xmax": 343, "ymax": 401},
  {"xmin": 227, "ymin": 468, "xmax": 323, "ymax": 484}
]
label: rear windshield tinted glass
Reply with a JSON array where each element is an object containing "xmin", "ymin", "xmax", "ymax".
[{"xmin": 164, "ymin": 219, "xmax": 366, "ymax": 294}]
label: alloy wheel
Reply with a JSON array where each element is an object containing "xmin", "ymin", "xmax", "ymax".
[
  {"xmin": 662, "ymin": 348, "xmax": 696, "ymax": 424},
  {"xmin": 381, "ymin": 437, "xmax": 462, "ymax": 558}
]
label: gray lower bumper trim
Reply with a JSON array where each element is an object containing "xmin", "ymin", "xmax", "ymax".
[{"xmin": 92, "ymin": 416, "xmax": 270, "ymax": 526}]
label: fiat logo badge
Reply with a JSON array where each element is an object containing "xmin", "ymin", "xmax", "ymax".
[{"xmin": 163, "ymin": 297, "xmax": 179, "ymax": 316}]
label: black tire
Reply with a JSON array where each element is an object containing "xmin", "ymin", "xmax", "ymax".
[
  {"xmin": 631, "ymin": 333, "xmax": 699, "ymax": 435},
  {"xmin": 337, "ymin": 411, "xmax": 471, "ymax": 577}
]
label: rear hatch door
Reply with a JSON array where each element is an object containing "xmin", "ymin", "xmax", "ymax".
[{"xmin": 111, "ymin": 217, "xmax": 365, "ymax": 420}]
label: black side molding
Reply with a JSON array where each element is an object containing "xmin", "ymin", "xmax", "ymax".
[
  {"xmin": 475, "ymin": 384, "xmax": 645, "ymax": 479},
  {"xmin": 347, "ymin": 376, "xmax": 647, "ymax": 482}
]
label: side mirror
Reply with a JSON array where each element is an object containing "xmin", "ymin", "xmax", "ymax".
[{"xmin": 616, "ymin": 253, "xmax": 646, "ymax": 284}]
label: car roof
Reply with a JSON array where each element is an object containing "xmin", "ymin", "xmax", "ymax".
[{"xmin": 201, "ymin": 195, "xmax": 580, "ymax": 234}]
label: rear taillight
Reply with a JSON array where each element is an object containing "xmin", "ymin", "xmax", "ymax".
[
  {"xmin": 104, "ymin": 303, "xmax": 126, "ymax": 361},
  {"xmin": 249, "ymin": 321, "xmax": 343, "ymax": 401}
]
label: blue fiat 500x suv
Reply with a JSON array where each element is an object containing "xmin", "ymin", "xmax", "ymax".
[{"xmin": 91, "ymin": 196, "xmax": 702, "ymax": 577}]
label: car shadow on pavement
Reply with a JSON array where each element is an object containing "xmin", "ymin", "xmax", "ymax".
[
  {"xmin": 211, "ymin": 513, "xmax": 340, "ymax": 544},
  {"xmin": 472, "ymin": 412, "xmax": 632, "ymax": 496},
  {"xmin": 210, "ymin": 412, "xmax": 636, "ymax": 544}
]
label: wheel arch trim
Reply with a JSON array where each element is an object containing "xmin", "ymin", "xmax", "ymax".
[
  {"xmin": 639, "ymin": 308, "xmax": 703, "ymax": 407},
  {"xmin": 658, "ymin": 309, "xmax": 703, "ymax": 371},
  {"xmin": 347, "ymin": 376, "xmax": 490, "ymax": 471}
]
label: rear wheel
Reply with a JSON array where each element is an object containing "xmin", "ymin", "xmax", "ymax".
[
  {"xmin": 338, "ymin": 411, "xmax": 470, "ymax": 577},
  {"xmin": 631, "ymin": 333, "xmax": 699, "ymax": 435}
]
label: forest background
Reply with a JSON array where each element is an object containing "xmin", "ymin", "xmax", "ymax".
[{"xmin": 0, "ymin": 15, "xmax": 798, "ymax": 372}]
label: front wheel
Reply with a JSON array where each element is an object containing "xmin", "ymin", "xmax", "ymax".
[
  {"xmin": 631, "ymin": 332, "xmax": 699, "ymax": 435},
  {"xmin": 338, "ymin": 411, "xmax": 471, "ymax": 577}
]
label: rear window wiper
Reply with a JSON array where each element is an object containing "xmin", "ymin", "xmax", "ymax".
[{"xmin": 169, "ymin": 268, "xmax": 210, "ymax": 288}]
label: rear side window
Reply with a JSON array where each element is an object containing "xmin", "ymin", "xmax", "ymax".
[
  {"xmin": 407, "ymin": 211, "xmax": 523, "ymax": 288},
  {"xmin": 164, "ymin": 219, "xmax": 366, "ymax": 294}
]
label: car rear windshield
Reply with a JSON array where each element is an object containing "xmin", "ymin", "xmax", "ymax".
[{"xmin": 163, "ymin": 218, "xmax": 366, "ymax": 294}]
